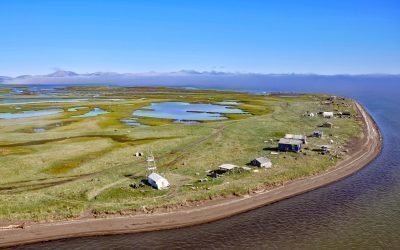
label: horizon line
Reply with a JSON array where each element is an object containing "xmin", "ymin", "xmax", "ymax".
[{"xmin": 2, "ymin": 69, "xmax": 400, "ymax": 78}]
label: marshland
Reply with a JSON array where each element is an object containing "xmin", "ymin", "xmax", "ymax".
[{"xmin": 0, "ymin": 86, "xmax": 362, "ymax": 221}]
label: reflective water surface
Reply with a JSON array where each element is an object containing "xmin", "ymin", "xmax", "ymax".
[
  {"xmin": 15, "ymin": 80, "xmax": 400, "ymax": 249},
  {"xmin": 133, "ymin": 102, "xmax": 245, "ymax": 121},
  {"xmin": 72, "ymin": 108, "xmax": 109, "ymax": 118},
  {"xmin": 0, "ymin": 109, "xmax": 63, "ymax": 119},
  {"xmin": 0, "ymin": 98, "xmax": 88, "ymax": 105}
]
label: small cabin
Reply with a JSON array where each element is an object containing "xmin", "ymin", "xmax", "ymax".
[
  {"xmin": 284, "ymin": 134, "xmax": 307, "ymax": 144},
  {"xmin": 147, "ymin": 173, "xmax": 170, "ymax": 190},
  {"xmin": 251, "ymin": 157, "xmax": 272, "ymax": 168},
  {"xmin": 278, "ymin": 138, "xmax": 302, "ymax": 152},
  {"xmin": 322, "ymin": 122, "xmax": 333, "ymax": 128},
  {"xmin": 322, "ymin": 112, "xmax": 334, "ymax": 118}
]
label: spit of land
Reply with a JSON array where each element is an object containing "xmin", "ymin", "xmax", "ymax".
[{"xmin": 0, "ymin": 86, "xmax": 381, "ymax": 247}]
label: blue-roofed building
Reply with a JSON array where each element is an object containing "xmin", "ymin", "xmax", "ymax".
[{"xmin": 278, "ymin": 138, "xmax": 302, "ymax": 152}]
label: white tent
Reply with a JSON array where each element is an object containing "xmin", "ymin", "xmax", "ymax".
[
  {"xmin": 323, "ymin": 112, "xmax": 334, "ymax": 118},
  {"xmin": 148, "ymin": 173, "xmax": 170, "ymax": 190}
]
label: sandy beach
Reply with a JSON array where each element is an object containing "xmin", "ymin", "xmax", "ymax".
[{"xmin": 0, "ymin": 102, "xmax": 382, "ymax": 248}]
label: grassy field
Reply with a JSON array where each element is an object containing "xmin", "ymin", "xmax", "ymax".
[{"xmin": 0, "ymin": 87, "xmax": 362, "ymax": 221}]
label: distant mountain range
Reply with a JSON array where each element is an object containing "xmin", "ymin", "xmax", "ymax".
[
  {"xmin": 1, "ymin": 70, "xmax": 399, "ymax": 88},
  {"xmin": 0, "ymin": 70, "xmax": 238, "ymax": 85}
]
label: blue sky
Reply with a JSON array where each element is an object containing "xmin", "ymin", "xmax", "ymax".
[{"xmin": 1, "ymin": 0, "xmax": 399, "ymax": 76}]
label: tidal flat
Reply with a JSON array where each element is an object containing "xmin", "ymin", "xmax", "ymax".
[{"xmin": 0, "ymin": 87, "xmax": 362, "ymax": 221}]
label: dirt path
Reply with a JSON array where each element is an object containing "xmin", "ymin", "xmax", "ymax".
[
  {"xmin": 0, "ymin": 102, "xmax": 382, "ymax": 248},
  {"xmin": 90, "ymin": 121, "xmax": 234, "ymax": 199}
]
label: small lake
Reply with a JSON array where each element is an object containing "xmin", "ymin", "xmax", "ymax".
[
  {"xmin": 67, "ymin": 107, "xmax": 88, "ymax": 112},
  {"xmin": 216, "ymin": 100, "xmax": 240, "ymax": 105},
  {"xmin": 0, "ymin": 98, "xmax": 88, "ymax": 105},
  {"xmin": 72, "ymin": 108, "xmax": 109, "ymax": 118},
  {"xmin": 120, "ymin": 118, "xmax": 146, "ymax": 127},
  {"xmin": 133, "ymin": 102, "xmax": 245, "ymax": 121},
  {"xmin": 0, "ymin": 109, "xmax": 63, "ymax": 119}
]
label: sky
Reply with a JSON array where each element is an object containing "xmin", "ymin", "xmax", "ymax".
[{"xmin": 1, "ymin": 0, "xmax": 399, "ymax": 76}]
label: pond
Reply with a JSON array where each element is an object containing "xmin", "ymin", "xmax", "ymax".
[
  {"xmin": 133, "ymin": 102, "xmax": 245, "ymax": 121},
  {"xmin": 0, "ymin": 98, "xmax": 88, "ymax": 105},
  {"xmin": 67, "ymin": 107, "xmax": 88, "ymax": 112},
  {"xmin": 72, "ymin": 108, "xmax": 109, "ymax": 118},
  {"xmin": 0, "ymin": 109, "xmax": 63, "ymax": 119},
  {"xmin": 33, "ymin": 128, "xmax": 46, "ymax": 133},
  {"xmin": 120, "ymin": 118, "xmax": 147, "ymax": 127}
]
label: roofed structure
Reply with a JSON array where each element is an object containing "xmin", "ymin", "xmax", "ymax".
[
  {"xmin": 148, "ymin": 173, "xmax": 170, "ymax": 190},
  {"xmin": 323, "ymin": 112, "xmax": 334, "ymax": 118},
  {"xmin": 218, "ymin": 164, "xmax": 239, "ymax": 171},
  {"xmin": 251, "ymin": 157, "xmax": 272, "ymax": 168},
  {"xmin": 278, "ymin": 138, "xmax": 302, "ymax": 152},
  {"xmin": 284, "ymin": 134, "xmax": 307, "ymax": 144},
  {"xmin": 322, "ymin": 122, "xmax": 333, "ymax": 128}
]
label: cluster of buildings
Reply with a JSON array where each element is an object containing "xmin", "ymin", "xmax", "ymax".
[
  {"xmin": 138, "ymin": 101, "xmax": 351, "ymax": 190},
  {"xmin": 212, "ymin": 156, "xmax": 273, "ymax": 177}
]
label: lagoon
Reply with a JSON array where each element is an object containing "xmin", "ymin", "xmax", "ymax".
[
  {"xmin": 72, "ymin": 107, "xmax": 109, "ymax": 118},
  {"xmin": 120, "ymin": 117, "xmax": 146, "ymax": 127},
  {"xmin": 133, "ymin": 102, "xmax": 245, "ymax": 121},
  {"xmin": 0, "ymin": 109, "xmax": 63, "ymax": 119},
  {"xmin": 0, "ymin": 98, "xmax": 88, "ymax": 105}
]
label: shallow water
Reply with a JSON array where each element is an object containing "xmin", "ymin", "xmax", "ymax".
[
  {"xmin": 0, "ymin": 98, "xmax": 88, "ymax": 105},
  {"xmin": 120, "ymin": 117, "xmax": 146, "ymax": 127},
  {"xmin": 72, "ymin": 107, "xmax": 109, "ymax": 118},
  {"xmin": 0, "ymin": 109, "xmax": 63, "ymax": 119},
  {"xmin": 33, "ymin": 128, "xmax": 46, "ymax": 133},
  {"xmin": 13, "ymin": 80, "xmax": 400, "ymax": 249},
  {"xmin": 216, "ymin": 100, "xmax": 239, "ymax": 105},
  {"xmin": 133, "ymin": 102, "xmax": 244, "ymax": 121},
  {"xmin": 67, "ymin": 107, "xmax": 88, "ymax": 112}
]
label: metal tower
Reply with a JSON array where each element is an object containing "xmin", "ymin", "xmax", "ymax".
[{"xmin": 146, "ymin": 150, "xmax": 157, "ymax": 175}]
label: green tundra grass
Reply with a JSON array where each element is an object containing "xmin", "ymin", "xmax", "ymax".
[{"xmin": 0, "ymin": 87, "xmax": 362, "ymax": 221}]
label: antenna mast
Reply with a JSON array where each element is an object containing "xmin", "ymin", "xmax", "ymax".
[{"xmin": 146, "ymin": 149, "xmax": 157, "ymax": 175}]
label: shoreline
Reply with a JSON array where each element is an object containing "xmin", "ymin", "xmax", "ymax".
[{"xmin": 0, "ymin": 101, "xmax": 382, "ymax": 248}]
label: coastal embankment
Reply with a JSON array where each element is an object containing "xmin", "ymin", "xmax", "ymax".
[{"xmin": 0, "ymin": 102, "xmax": 382, "ymax": 248}]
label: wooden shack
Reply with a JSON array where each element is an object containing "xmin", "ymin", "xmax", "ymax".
[
  {"xmin": 251, "ymin": 157, "xmax": 272, "ymax": 168},
  {"xmin": 322, "ymin": 122, "xmax": 333, "ymax": 128}
]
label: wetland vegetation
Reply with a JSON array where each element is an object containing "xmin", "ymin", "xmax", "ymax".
[{"xmin": 0, "ymin": 86, "xmax": 362, "ymax": 221}]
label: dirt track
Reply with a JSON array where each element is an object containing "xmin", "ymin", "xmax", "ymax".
[{"xmin": 0, "ymin": 102, "xmax": 382, "ymax": 248}]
